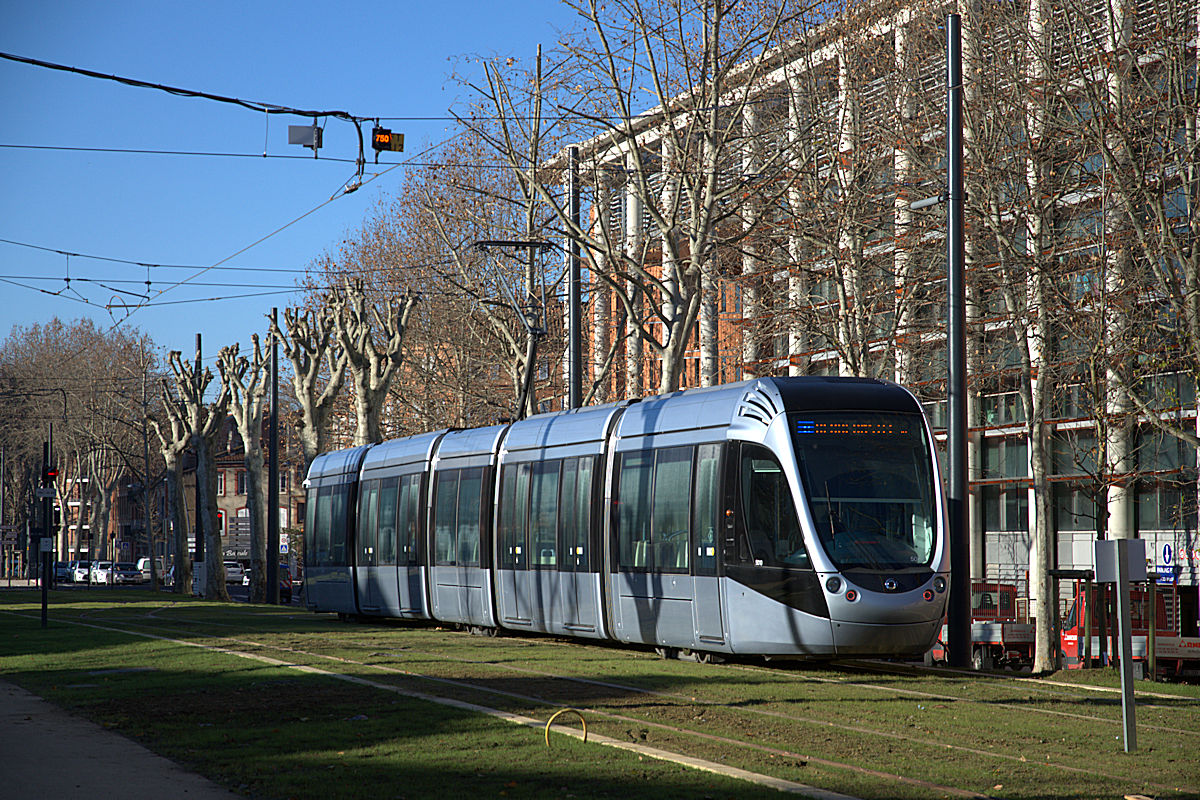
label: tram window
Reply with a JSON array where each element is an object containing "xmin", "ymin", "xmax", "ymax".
[
  {"xmin": 617, "ymin": 453, "xmax": 653, "ymax": 569},
  {"xmin": 652, "ymin": 448, "xmax": 691, "ymax": 572},
  {"xmin": 457, "ymin": 467, "xmax": 483, "ymax": 567},
  {"xmin": 377, "ymin": 476, "xmax": 398, "ymax": 566},
  {"xmin": 310, "ymin": 485, "xmax": 333, "ymax": 567},
  {"xmin": 398, "ymin": 474, "xmax": 421, "ymax": 565},
  {"xmin": 498, "ymin": 463, "xmax": 531, "ymax": 569},
  {"xmin": 693, "ymin": 444, "xmax": 721, "ymax": 576},
  {"xmin": 531, "ymin": 461, "xmax": 560, "ymax": 568},
  {"xmin": 559, "ymin": 457, "xmax": 592, "ymax": 571},
  {"xmin": 329, "ymin": 485, "xmax": 349, "ymax": 567},
  {"xmin": 559, "ymin": 459, "xmax": 578, "ymax": 569},
  {"xmin": 575, "ymin": 457, "xmax": 594, "ymax": 567},
  {"xmin": 740, "ymin": 445, "xmax": 809, "ymax": 569},
  {"xmin": 617, "ymin": 449, "xmax": 691, "ymax": 573},
  {"xmin": 358, "ymin": 479, "xmax": 379, "ymax": 567},
  {"xmin": 433, "ymin": 471, "xmax": 460, "ymax": 566}
]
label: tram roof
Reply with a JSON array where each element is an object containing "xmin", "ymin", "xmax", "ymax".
[
  {"xmin": 361, "ymin": 429, "xmax": 447, "ymax": 472},
  {"xmin": 305, "ymin": 444, "xmax": 372, "ymax": 483},
  {"xmin": 503, "ymin": 401, "xmax": 629, "ymax": 455}
]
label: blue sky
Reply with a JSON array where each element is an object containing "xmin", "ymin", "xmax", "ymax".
[{"xmin": 0, "ymin": 0, "xmax": 577, "ymax": 367}]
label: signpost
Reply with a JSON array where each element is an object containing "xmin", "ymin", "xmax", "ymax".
[{"xmin": 1095, "ymin": 539, "xmax": 1146, "ymax": 753}]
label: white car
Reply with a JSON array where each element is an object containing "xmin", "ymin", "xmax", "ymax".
[
  {"xmin": 71, "ymin": 561, "xmax": 92, "ymax": 582},
  {"xmin": 223, "ymin": 561, "xmax": 245, "ymax": 584},
  {"xmin": 89, "ymin": 561, "xmax": 113, "ymax": 584}
]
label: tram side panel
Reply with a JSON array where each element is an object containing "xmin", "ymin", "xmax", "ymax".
[
  {"xmin": 495, "ymin": 403, "xmax": 618, "ymax": 641},
  {"xmin": 496, "ymin": 454, "xmax": 606, "ymax": 638},
  {"xmin": 352, "ymin": 472, "xmax": 430, "ymax": 619},
  {"xmin": 609, "ymin": 443, "xmax": 720, "ymax": 652}
]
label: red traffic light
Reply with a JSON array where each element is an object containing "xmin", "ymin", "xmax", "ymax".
[{"xmin": 43, "ymin": 466, "xmax": 58, "ymax": 481}]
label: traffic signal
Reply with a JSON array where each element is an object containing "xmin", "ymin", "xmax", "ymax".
[
  {"xmin": 42, "ymin": 463, "xmax": 58, "ymax": 484},
  {"xmin": 372, "ymin": 127, "xmax": 403, "ymax": 154}
]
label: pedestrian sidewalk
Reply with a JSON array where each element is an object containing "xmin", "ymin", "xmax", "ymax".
[{"xmin": 0, "ymin": 679, "xmax": 239, "ymax": 800}]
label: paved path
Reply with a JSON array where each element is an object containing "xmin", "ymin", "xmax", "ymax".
[{"xmin": 0, "ymin": 679, "xmax": 239, "ymax": 800}]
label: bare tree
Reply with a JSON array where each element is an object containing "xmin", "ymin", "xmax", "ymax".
[
  {"xmin": 274, "ymin": 303, "xmax": 348, "ymax": 471},
  {"xmin": 149, "ymin": 388, "xmax": 192, "ymax": 594},
  {"xmin": 217, "ymin": 336, "xmax": 271, "ymax": 601},
  {"xmin": 465, "ymin": 0, "xmax": 814, "ymax": 395},
  {"xmin": 160, "ymin": 347, "xmax": 232, "ymax": 600},
  {"xmin": 329, "ymin": 281, "xmax": 418, "ymax": 446}
]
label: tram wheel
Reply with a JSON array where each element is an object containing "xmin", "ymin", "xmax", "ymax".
[{"xmin": 654, "ymin": 646, "xmax": 679, "ymax": 660}]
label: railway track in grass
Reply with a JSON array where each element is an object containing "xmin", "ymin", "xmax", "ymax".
[{"xmin": 20, "ymin": 600, "xmax": 1199, "ymax": 800}]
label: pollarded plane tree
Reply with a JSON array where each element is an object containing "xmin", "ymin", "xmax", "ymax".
[
  {"xmin": 217, "ymin": 335, "xmax": 272, "ymax": 602},
  {"xmin": 156, "ymin": 345, "xmax": 232, "ymax": 600}
]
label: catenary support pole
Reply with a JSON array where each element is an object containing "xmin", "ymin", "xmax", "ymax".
[
  {"xmin": 194, "ymin": 333, "xmax": 204, "ymax": 570},
  {"xmin": 568, "ymin": 146, "xmax": 582, "ymax": 409},
  {"xmin": 267, "ymin": 308, "xmax": 280, "ymax": 604},
  {"xmin": 946, "ymin": 13, "xmax": 971, "ymax": 670}
]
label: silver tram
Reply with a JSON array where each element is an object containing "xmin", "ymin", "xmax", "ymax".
[{"xmin": 302, "ymin": 376, "xmax": 950, "ymax": 658}]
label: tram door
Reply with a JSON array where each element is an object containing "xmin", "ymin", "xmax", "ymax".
[
  {"xmin": 395, "ymin": 473, "xmax": 424, "ymax": 615},
  {"xmin": 558, "ymin": 457, "xmax": 598, "ymax": 633},
  {"xmin": 355, "ymin": 480, "xmax": 381, "ymax": 613},
  {"xmin": 497, "ymin": 463, "xmax": 531, "ymax": 624},
  {"xmin": 691, "ymin": 444, "xmax": 725, "ymax": 645}
]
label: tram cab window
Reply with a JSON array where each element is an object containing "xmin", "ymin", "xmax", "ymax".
[
  {"xmin": 739, "ymin": 445, "xmax": 810, "ymax": 569},
  {"xmin": 791, "ymin": 412, "xmax": 935, "ymax": 571}
]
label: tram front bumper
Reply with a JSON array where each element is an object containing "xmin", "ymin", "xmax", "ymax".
[{"xmin": 830, "ymin": 616, "xmax": 944, "ymax": 657}]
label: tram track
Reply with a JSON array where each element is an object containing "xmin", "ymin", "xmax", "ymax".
[{"xmin": 46, "ymin": 607, "xmax": 1200, "ymax": 798}]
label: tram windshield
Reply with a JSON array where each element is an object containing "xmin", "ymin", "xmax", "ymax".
[{"xmin": 791, "ymin": 412, "xmax": 936, "ymax": 571}]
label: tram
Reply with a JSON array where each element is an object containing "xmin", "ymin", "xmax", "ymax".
[{"xmin": 302, "ymin": 376, "xmax": 950, "ymax": 658}]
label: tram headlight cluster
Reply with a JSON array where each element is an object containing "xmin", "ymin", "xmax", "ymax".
[
  {"xmin": 825, "ymin": 576, "xmax": 842, "ymax": 594},
  {"xmin": 933, "ymin": 576, "xmax": 947, "ymax": 593}
]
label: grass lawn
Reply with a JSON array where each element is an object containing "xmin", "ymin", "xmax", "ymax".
[{"xmin": 3, "ymin": 589, "xmax": 1198, "ymax": 800}]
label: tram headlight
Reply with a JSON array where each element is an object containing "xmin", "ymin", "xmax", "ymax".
[
  {"xmin": 825, "ymin": 576, "xmax": 842, "ymax": 594},
  {"xmin": 933, "ymin": 576, "xmax": 947, "ymax": 593},
  {"xmin": 845, "ymin": 589, "xmax": 858, "ymax": 602}
]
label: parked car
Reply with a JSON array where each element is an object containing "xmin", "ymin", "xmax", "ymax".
[
  {"xmin": 71, "ymin": 561, "xmax": 92, "ymax": 583},
  {"xmin": 53, "ymin": 561, "xmax": 72, "ymax": 582},
  {"xmin": 241, "ymin": 563, "xmax": 293, "ymax": 603},
  {"xmin": 136, "ymin": 557, "xmax": 164, "ymax": 582},
  {"xmin": 89, "ymin": 561, "xmax": 113, "ymax": 585},
  {"xmin": 111, "ymin": 562, "xmax": 142, "ymax": 585},
  {"xmin": 223, "ymin": 561, "xmax": 245, "ymax": 584}
]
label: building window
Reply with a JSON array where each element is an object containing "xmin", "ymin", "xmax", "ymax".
[
  {"xmin": 216, "ymin": 471, "xmax": 225, "ymax": 496},
  {"xmin": 236, "ymin": 471, "xmax": 247, "ymax": 495}
]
